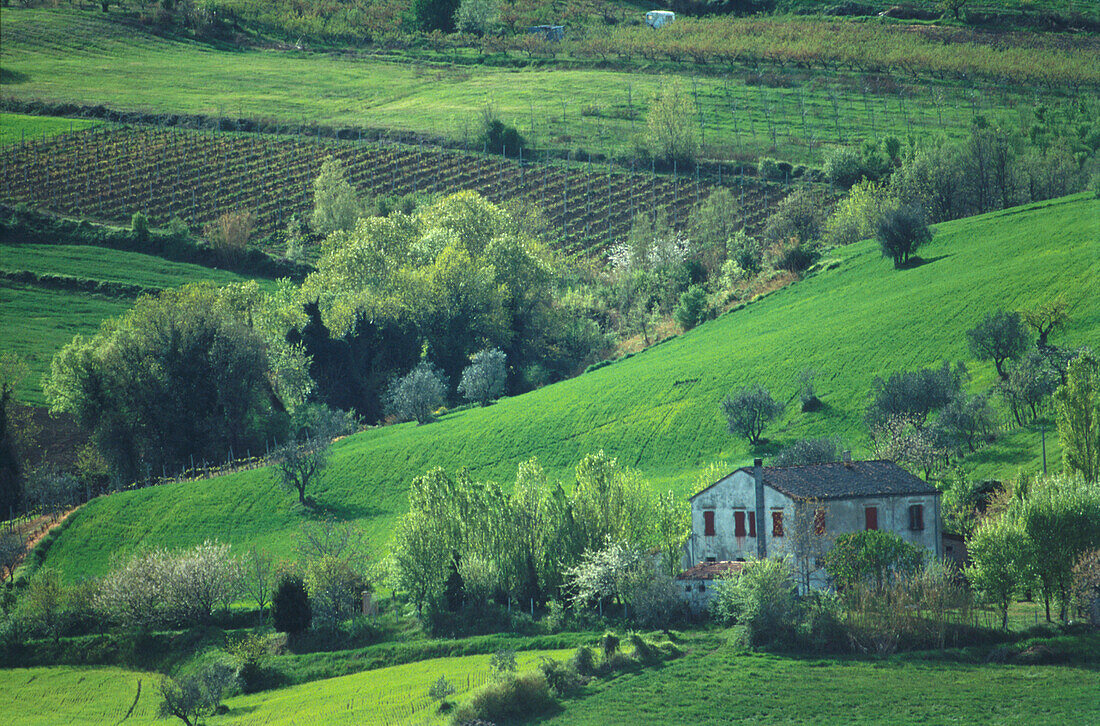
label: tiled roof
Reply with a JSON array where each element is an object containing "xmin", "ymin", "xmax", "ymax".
[
  {"xmin": 677, "ymin": 560, "xmax": 746, "ymax": 581},
  {"xmin": 691, "ymin": 460, "xmax": 939, "ymax": 501}
]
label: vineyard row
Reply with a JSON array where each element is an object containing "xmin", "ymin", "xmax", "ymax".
[{"xmin": 0, "ymin": 125, "xmax": 790, "ymax": 256}]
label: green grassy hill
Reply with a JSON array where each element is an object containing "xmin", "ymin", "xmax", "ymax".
[
  {"xmin": 35, "ymin": 193, "xmax": 1100, "ymax": 581},
  {"xmin": 0, "ymin": 242, "xmax": 268, "ymax": 405}
]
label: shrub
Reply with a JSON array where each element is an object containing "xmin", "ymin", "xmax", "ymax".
[
  {"xmin": 311, "ymin": 157, "xmax": 361, "ymax": 236},
  {"xmin": 710, "ymin": 557, "xmax": 801, "ymax": 647},
  {"xmin": 226, "ymin": 633, "xmax": 273, "ymax": 693},
  {"xmin": 204, "ymin": 209, "xmax": 255, "ymax": 261},
  {"xmin": 489, "ymin": 648, "xmax": 517, "ymax": 680},
  {"xmin": 629, "ymin": 571, "xmax": 685, "ymax": 629},
  {"xmin": 538, "ymin": 657, "xmax": 585, "ymax": 696},
  {"xmin": 823, "ymin": 146, "xmax": 871, "ymax": 189},
  {"xmin": 570, "ymin": 645, "xmax": 597, "ymax": 676},
  {"xmin": 757, "ymin": 157, "xmax": 782, "ymax": 181},
  {"xmin": 478, "ymin": 106, "xmax": 526, "ymax": 157},
  {"xmin": 451, "ymin": 671, "xmax": 555, "ymax": 725},
  {"xmin": 646, "ymin": 81, "xmax": 699, "ymax": 165},
  {"xmin": 824, "ymin": 530, "xmax": 925, "ymax": 593},
  {"xmin": 768, "ymin": 238, "xmax": 819, "ymax": 274},
  {"xmin": 762, "ymin": 186, "xmax": 827, "ymax": 246},
  {"xmin": 674, "ymin": 285, "xmax": 708, "ymax": 331},
  {"xmin": 272, "ymin": 574, "xmax": 312, "ymax": 635},
  {"xmin": 130, "ymin": 212, "xmax": 149, "ymax": 240}
]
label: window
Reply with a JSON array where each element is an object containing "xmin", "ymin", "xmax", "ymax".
[
  {"xmin": 908, "ymin": 504, "xmax": 924, "ymax": 531},
  {"xmin": 771, "ymin": 511, "xmax": 784, "ymax": 537},
  {"xmin": 734, "ymin": 511, "xmax": 746, "ymax": 538},
  {"xmin": 704, "ymin": 510, "xmax": 716, "ymax": 536},
  {"xmin": 748, "ymin": 511, "xmax": 756, "ymax": 537},
  {"xmin": 814, "ymin": 508, "xmax": 826, "ymax": 536},
  {"xmin": 865, "ymin": 506, "xmax": 878, "ymax": 531}
]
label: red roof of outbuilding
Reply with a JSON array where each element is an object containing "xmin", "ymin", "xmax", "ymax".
[{"xmin": 677, "ymin": 560, "xmax": 746, "ymax": 581}]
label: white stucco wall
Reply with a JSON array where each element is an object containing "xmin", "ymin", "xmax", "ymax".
[{"xmin": 684, "ymin": 470, "xmax": 941, "ymax": 589}]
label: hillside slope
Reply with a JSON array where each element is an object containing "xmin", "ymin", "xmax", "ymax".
[{"xmin": 39, "ymin": 193, "xmax": 1100, "ymax": 581}]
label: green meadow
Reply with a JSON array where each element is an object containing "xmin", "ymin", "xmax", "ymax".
[
  {"xmin": 0, "ymin": 243, "xmax": 267, "ymax": 405},
  {"xmin": 0, "ymin": 9, "xmax": 1043, "ymax": 165},
  {"xmin": 34, "ymin": 193, "xmax": 1100, "ymax": 581},
  {"xmin": 0, "ymin": 112, "xmax": 99, "ymax": 146},
  {"xmin": 543, "ymin": 637, "xmax": 1100, "ymax": 725}
]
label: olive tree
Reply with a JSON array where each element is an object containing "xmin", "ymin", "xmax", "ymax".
[
  {"xmin": 876, "ymin": 203, "xmax": 932, "ymax": 268},
  {"xmin": 458, "ymin": 348, "xmax": 506, "ymax": 406},
  {"xmin": 720, "ymin": 385, "xmax": 783, "ymax": 445},
  {"xmin": 386, "ymin": 362, "xmax": 447, "ymax": 424},
  {"xmin": 967, "ymin": 310, "xmax": 1030, "ymax": 380},
  {"xmin": 966, "ymin": 514, "xmax": 1031, "ymax": 629}
]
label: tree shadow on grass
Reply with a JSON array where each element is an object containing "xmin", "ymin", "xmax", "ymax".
[
  {"xmin": 897, "ymin": 254, "xmax": 949, "ymax": 270},
  {"xmin": 0, "ymin": 68, "xmax": 30, "ymax": 85},
  {"xmin": 298, "ymin": 498, "xmax": 386, "ymax": 521}
]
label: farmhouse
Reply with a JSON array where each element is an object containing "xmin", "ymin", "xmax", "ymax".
[{"xmin": 683, "ymin": 455, "xmax": 942, "ymax": 595}]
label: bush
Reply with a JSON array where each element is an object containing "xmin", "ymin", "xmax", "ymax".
[
  {"xmin": 538, "ymin": 657, "xmax": 585, "ymax": 696},
  {"xmin": 768, "ymin": 238, "xmax": 819, "ymax": 274},
  {"xmin": 311, "ymin": 157, "xmax": 361, "ymax": 236},
  {"xmin": 130, "ymin": 212, "xmax": 149, "ymax": 240},
  {"xmin": 305, "ymin": 555, "xmax": 365, "ymax": 631},
  {"xmin": 710, "ymin": 557, "xmax": 801, "ymax": 647},
  {"xmin": 204, "ymin": 209, "xmax": 255, "ymax": 261},
  {"xmin": 646, "ymin": 82, "xmax": 699, "ymax": 165},
  {"xmin": 762, "ymin": 186, "xmax": 827, "ymax": 246},
  {"xmin": 823, "ymin": 146, "xmax": 871, "ymax": 189},
  {"xmin": 674, "ymin": 285, "xmax": 708, "ymax": 331},
  {"xmin": 451, "ymin": 671, "xmax": 556, "ymax": 725},
  {"xmin": 570, "ymin": 645, "xmax": 597, "ymax": 676},
  {"xmin": 824, "ymin": 530, "xmax": 925, "ymax": 593},
  {"xmin": 272, "ymin": 574, "xmax": 312, "ymax": 635},
  {"xmin": 478, "ymin": 107, "xmax": 525, "ymax": 157}
]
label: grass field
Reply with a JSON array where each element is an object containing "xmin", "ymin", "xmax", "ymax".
[
  {"xmin": 2, "ymin": 648, "xmax": 574, "ymax": 726},
  {"xmin": 0, "ymin": 9, "xmax": 1068, "ymax": 166},
  {"xmin": 543, "ymin": 638, "xmax": 1100, "ymax": 725},
  {"xmin": 0, "ymin": 282, "xmax": 131, "ymax": 407},
  {"xmin": 0, "ymin": 243, "xmax": 265, "ymax": 405},
  {"xmin": 33, "ymin": 193, "xmax": 1100, "ymax": 581},
  {"xmin": 0, "ymin": 112, "xmax": 99, "ymax": 145}
]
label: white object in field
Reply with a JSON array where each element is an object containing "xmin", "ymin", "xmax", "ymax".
[{"xmin": 645, "ymin": 10, "xmax": 675, "ymax": 28}]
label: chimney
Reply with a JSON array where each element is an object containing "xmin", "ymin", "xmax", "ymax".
[
  {"xmin": 843, "ymin": 450, "xmax": 852, "ymax": 465},
  {"xmin": 754, "ymin": 458, "xmax": 766, "ymax": 558}
]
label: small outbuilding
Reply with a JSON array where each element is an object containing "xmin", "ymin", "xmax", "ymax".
[
  {"xmin": 645, "ymin": 10, "xmax": 675, "ymax": 28},
  {"xmin": 526, "ymin": 25, "xmax": 565, "ymax": 42},
  {"xmin": 676, "ymin": 560, "xmax": 745, "ymax": 613}
]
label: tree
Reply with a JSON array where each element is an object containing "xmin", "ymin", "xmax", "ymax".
[
  {"xmin": 938, "ymin": 0, "xmax": 968, "ymax": 20},
  {"xmin": 0, "ymin": 530, "xmax": 22, "ymax": 584},
  {"xmin": 687, "ymin": 188, "xmax": 742, "ymax": 276},
  {"xmin": 1017, "ymin": 475, "xmax": 1100, "ymax": 621},
  {"xmin": 1022, "ymin": 297, "xmax": 1069, "ymax": 349},
  {"xmin": 243, "ymin": 547, "xmax": 274, "ymax": 614},
  {"xmin": 646, "ymin": 81, "xmax": 698, "ymax": 165},
  {"xmin": 674, "ymin": 285, "xmax": 708, "ymax": 331},
  {"xmin": 272, "ymin": 574, "xmax": 312, "ymax": 634},
  {"xmin": 458, "ymin": 348, "xmax": 507, "ymax": 406},
  {"xmin": 1053, "ymin": 351, "xmax": 1099, "ymax": 483},
  {"xmin": 386, "ymin": 362, "xmax": 447, "ymax": 424},
  {"xmin": 653, "ymin": 489, "xmax": 690, "ymax": 578},
  {"xmin": 391, "ymin": 510, "xmax": 450, "ymax": 617},
  {"xmin": 762, "ymin": 186, "xmax": 827, "ymax": 246},
  {"xmin": 935, "ymin": 391, "xmax": 997, "ymax": 455},
  {"xmin": 720, "ymin": 385, "xmax": 783, "ymax": 445},
  {"xmin": 204, "ymin": 209, "xmax": 255, "ymax": 261},
  {"xmin": 17, "ymin": 569, "xmax": 68, "ymax": 644},
  {"xmin": 23, "ymin": 465, "xmax": 81, "ymax": 518},
  {"xmin": 305, "ymin": 555, "xmax": 366, "ymax": 631},
  {"xmin": 167, "ymin": 540, "xmax": 242, "ymax": 625},
  {"xmin": 789, "ymin": 498, "xmax": 833, "ymax": 594},
  {"xmin": 999, "ymin": 349, "xmax": 1060, "ymax": 426},
  {"xmin": 825, "ymin": 179, "xmax": 893, "ymax": 246},
  {"xmin": 824, "ymin": 530, "xmax": 925, "ymax": 593},
  {"xmin": 159, "ymin": 664, "xmax": 237, "ymax": 726},
  {"xmin": 865, "ymin": 361, "xmax": 966, "ymax": 431},
  {"xmin": 966, "ymin": 515, "xmax": 1031, "ymax": 629},
  {"xmin": 311, "ymin": 157, "xmax": 361, "ymax": 236},
  {"xmin": 0, "ymin": 353, "xmax": 26, "ymax": 518},
  {"xmin": 46, "ymin": 284, "xmax": 307, "ymax": 484},
  {"xmin": 454, "ymin": 0, "xmax": 497, "ymax": 35},
  {"xmin": 412, "ymin": 0, "xmax": 460, "ymax": 32},
  {"xmin": 564, "ymin": 541, "xmax": 648, "ymax": 614},
  {"xmin": 967, "ymin": 310, "xmax": 1030, "ymax": 380},
  {"xmin": 274, "ymin": 438, "xmax": 330, "ymax": 505},
  {"xmin": 875, "ymin": 203, "xmax": 932, "ymax": 268}
]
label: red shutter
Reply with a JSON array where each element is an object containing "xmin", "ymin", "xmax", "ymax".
[
  {"xmin": 772, "ymin": 511, "xmax": 784, "ymax": 537},
  {"xmin": 734, "ymin": 511, "xmax": 746, "ymax": 538},
  {"xmin": 704, "ymin": 510, "xmax": 716, "ymax": 536},
  {"xmin": 814, "ymin": 508, "xmax": 826, "ymax": 535},
  {"xmin": 748, "ymin": 511, "xmax": 756, "ymax": 537},
  {"xmin": 865, "ymin": 507, "xmax": 878, "ymax": 531},
  {"xmin": 909, "ymin": 504, "xmax": 924, "ymax": 531}
]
